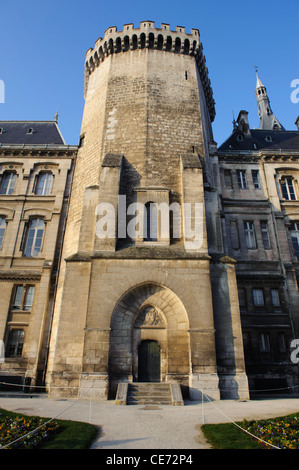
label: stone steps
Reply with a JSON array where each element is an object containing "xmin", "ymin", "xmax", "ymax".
[
  {"xmin": 115, "ymin": 382, "xmax": 184, "ymax": 406},
  {"xmin": 127, "ymin": 383, "xmax": 172, "ymax": 405}
]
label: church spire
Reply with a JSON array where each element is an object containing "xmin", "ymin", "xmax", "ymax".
[{"xmin": 254, "ymin": 67, "xmax": 284, "ymax": 131}]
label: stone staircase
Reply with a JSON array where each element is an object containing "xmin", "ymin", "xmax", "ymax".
[{"xmin": 115, "ymin": 382, "xmax": 184, "ymax": 406}]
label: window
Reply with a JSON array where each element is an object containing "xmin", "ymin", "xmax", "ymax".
[
  {"xmin": 278, "ymin": 333, "xmax": 286, "ymax": 352},
  {"xmin": 259, "ymin": 332, "xmax": 270, "ymax": 352},
  {"xmin": 35, "ymin": 172, "xmax": 53, "ymax": 195},
  {"xmin": 253, "ymin": 288, "xmax": 264, "ymax": 306},
  {"xmin": 23, "ymin": 286, "xmax": 35, "ymax": 310},
  {"xmin": 290, "ymin": 222, "xmax": 299, "ymax": 260},
  {"xmin": 280, "ymin": 177, "xmax": 296, "ymax": 200},
  {"xmin": 244, "ymin": 221, "xmax": 256, "ymax": 249},
  {"xmin": 237, "ymin": 170, "xmax": 247, "ymax": 189},
  {"xmin": 260, "ymin": 221, "xmax": 271, "ymax": 249},
  {"xmin": 0, "ymin": 217, "xmax": 6, "ymax": 249},
  {"xmin": 0, "ymin": 172, "xmax": 17, "ymax": 195},
  {"xmin": 252, "ymin": 170, "xmax": 260, "ymax": 189},
  {"xmin": 6, "ymin": 329, "xmax": 25, "ymax": 357},
  {"xmin": 144, "ymin": 202, "xmax": 158, "ymax": 242},
  {"xmin": 271, "ymin": 288, "xmax": 280, "ymax": 307},
  {"xmin": 11, "ymin": 285, "xmax": 35, "ymax": 311},
  {"xmin": 224, "ymin": 170, "xmax": 233, "ymax": 189},
  {"xmin": 23, "ymin": 218, "xmax": 45, "ymax": 257}
]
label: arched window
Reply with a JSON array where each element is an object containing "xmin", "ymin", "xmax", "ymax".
[
  {"xmin": 166, "ymin": 36, "xmax": 172, "ymax": 51},
  {"xmin": 144, "ymin": 202, "xmax": 158, "ymax": 242},
  {"xmin": 108, "ymin": 38, "xmax": 114, "ymax": 54},
  {"xmin": 34, "ymin": 172, "xmax": 53, "ymax": 195},
  {"xmin": 183, "ymin": 39, "xmax": 190, "ymax": 54},
  {"xmin": 23, "ymin": 218, "xmax": 45, "ymax": 257},
  {"xmin": 149, "ymin": 33, "xmax": 154, "ymax": 49},
  {"xmin": 157, "ymin": 34, "xmax": 163, "ymax": 50},
  {"xmin": 140, "ymin": 33, "xmax": 146, "ymax": 49},
  {"xmin": 115, "ymin": 37, "xmax": 121, "ymax": 53},
  {"xmin": 123, "ymin": 36, "xmax": 130, "ymax": 51},
  {"xmin": 0, "ymin": 171, "xmax": 17, "ymax": 195},
  {"xmin": 0, "ymin": 217, "xmax": 6, "ymax": 249},
  {"xmin": 175, "ymin": 37, "xmax": 181, "ymax": 53},
  {"xmin": 132, "ymin": 35, "xmax": 138, "ymax": 50}
]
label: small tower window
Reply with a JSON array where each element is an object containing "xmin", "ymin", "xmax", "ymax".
[
  {"xmin": 27, "ymin": 128, "xmax": 33, "ymax": 134},
  {"xmin": 144, "ymin": 202, "xmax": 158, "ymax": 242}
]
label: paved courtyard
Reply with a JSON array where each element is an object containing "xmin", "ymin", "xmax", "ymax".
[{"xmin": 0, "ymin": 395, "xmax": 298, "ymax": 449}]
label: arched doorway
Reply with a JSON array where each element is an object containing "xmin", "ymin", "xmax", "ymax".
[
  {"xmin": 138, "ymin": 340, "xmax": 161, "ymax": 382},
  {"xmin": 108, "ymin": 282, "xmax": 190, "ymax": 396}
]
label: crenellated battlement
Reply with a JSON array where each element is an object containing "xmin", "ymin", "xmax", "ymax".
[{"xmin": 84, "ymin": 21, "xmax": 215, "ymax": 122}]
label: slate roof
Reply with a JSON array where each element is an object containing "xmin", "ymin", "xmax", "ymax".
[
  {"xmin": 0, "ymin": 121, "xmax": 66, "ymax": 145},
  {"xmin": 218, "ymin": 129, "xmax": 299, "ymax": 153}
]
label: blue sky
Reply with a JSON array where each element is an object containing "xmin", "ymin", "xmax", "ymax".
[{"xmin": 1, "ymin": 0, "xmax": 298, "ymax": 146}]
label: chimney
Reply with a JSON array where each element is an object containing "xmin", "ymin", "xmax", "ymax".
[
  {"xmin": 236, "ymin": 110, "xmax": 251, "ymax": 137},
  {"xmin": 295, "ymin": 116, "xmax": 299, "ymax": 131}
]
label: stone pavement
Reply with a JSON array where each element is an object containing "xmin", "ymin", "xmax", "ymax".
[{"xmin": 1, "ymin": 395, "xmax": 299, "ymax": 449}]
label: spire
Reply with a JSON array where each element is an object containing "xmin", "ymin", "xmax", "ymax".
[{"xmin": 254, "ymin": 67, "xmax": 284, "ymax": 131}]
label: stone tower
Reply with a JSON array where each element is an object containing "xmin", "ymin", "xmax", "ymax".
[{"xmin": 46, "ymin": 21, "xmax": 249, "ymax": 400}]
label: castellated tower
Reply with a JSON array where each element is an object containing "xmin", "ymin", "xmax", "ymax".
[{"xmin": 46, "ymin": 21, "xmax": 249, "ymax": 401}]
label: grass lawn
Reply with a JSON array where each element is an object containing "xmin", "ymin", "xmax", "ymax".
[
  {"xmin": 201, "ymin": 412, "xmax": 299, "ymax": 449},
  {"xmin": 0, "ymin": 408, "xmax": 99, "ymax": 449}
]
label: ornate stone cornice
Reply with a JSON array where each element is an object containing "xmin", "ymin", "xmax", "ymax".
[
  {"xmin": 217, "ymin": 150, "xmax": 299, "ymax": 163},
  {"xmin": 0, "ymin": 144, "xmax": 77, "ymax": 158},
  {"xmin": 84, "ymin": 21, "xmax": 215, "ymax": 122}
]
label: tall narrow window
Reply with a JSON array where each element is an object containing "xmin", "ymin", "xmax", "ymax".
[
  {"xmin": 23, "ymin": 286, "xmax": 35, "ymax": 311},
  {"xmin": 252, "ymin": 170, "xmax": 260, "ymax": 189},
  {"xmin": 0, "ymin": 172, "xmax": 17, "ymax": 195},
  {"xmin": 253, "ymin": 288, "xmax": 264, "ymax": 306},
  {"xmin": 35, "ymin": 172, "xmax": 53, "ymax": 195},
  {"xmin": 290, "ymin": 222, "xmax": 299, "ymax": 260},
  {"xmin": 12, "ymin": 286, "xmax": 24, "ymax": 310},
  {"xmin": 271, "ymin": 288, "xmax": 280, "ymax": 307},
  {"xmin": 6, "ymin": 329, "xmax": 25, "ymax": 357},
  {"xmin": 144, "ymin": 202, "xmax": 158, "ymax": 242},
  {"xmin": 237, "ymin": 170, "xmax": 247, "ymax": 189},
  {"xmin": 278, "ymin": 333, "xmax": 286, "ymax": 352},
  {"xmin": 23, "ymin": 218, "xmax": 45, "ymax": 257},
  {"xmin": 0, "ymin": 217, "xmax": 6, "ymax": 249},
  {"xmin": 244, "ymin": 221, "xmax": 256, "ymax": 249},
  {"xmin": 259, "ymin": 332, "xmax": 270, "ymax": 352},
  {"xmin": 260, "ymin": 221, "xmax": 271, "ymax": 249},
  {"xmin": 280, "ymin": 177, "xmax": 296, "ymax": 200}
]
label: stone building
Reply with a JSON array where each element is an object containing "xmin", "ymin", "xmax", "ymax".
[
  {"xmin": 0, "ymin": 120, "xmax": 77, "ymax": 391},
  {"xmin": 0, "ymin": 22, "xmax": 298, "ymax": 402},
  {"xmin": 217, "ymin": 73, "xmax": 299, "ymax": 395}
]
